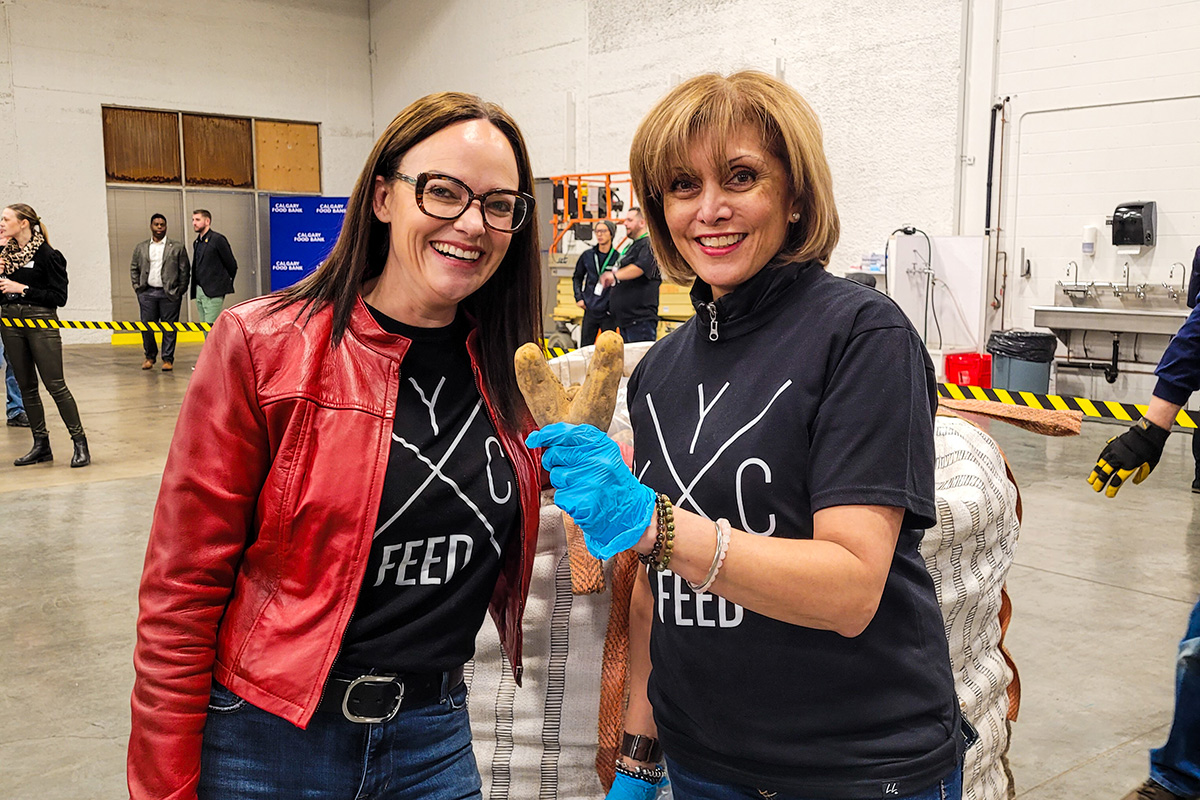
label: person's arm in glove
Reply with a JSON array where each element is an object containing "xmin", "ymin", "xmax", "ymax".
[
  {"xmin": 525, "ymin": 422, "xmax": 656, "ymax": 559},
  {"xmin": 1087, "ymin": 396, "xmax": 1177, "ymax": 497},
  {"xmin": 524, "ymin": 422, "xmax": 903, "ymax": 636}
]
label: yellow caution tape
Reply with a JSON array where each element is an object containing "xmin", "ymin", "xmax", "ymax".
[
  {"xmin": 938, "ymin": 383, "xmax": 1193, "ymax": 429},
  {"xmin": 0, "ymin": 317, "xmax": 211, "ymax": 332}
]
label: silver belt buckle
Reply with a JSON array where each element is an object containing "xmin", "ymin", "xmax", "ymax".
[{"xmin": 341, "ymin": 675, "xmax": 404, "ymax": 724}]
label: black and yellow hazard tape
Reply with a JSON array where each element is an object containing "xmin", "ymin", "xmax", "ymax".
[
  {"xmin": 938, "ymin": 383, "xmax": 1196, "ymax": 430},
  {"xmin": 1, "ymin": 320, "xmax": 1187, "ymax": 428},
  {"xmin": 0, "ymin": 317, "xmax": 211, "ymax": 333}
]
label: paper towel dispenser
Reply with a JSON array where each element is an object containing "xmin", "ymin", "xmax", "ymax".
[{"xmin": 1111, "ymin": 201, "xmax": 1156, "ymax": 247}]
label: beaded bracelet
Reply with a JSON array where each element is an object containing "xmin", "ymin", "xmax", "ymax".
[
  {"xmin": 614, "ymin": 759, "xmax": 666, "ymax": 785},
  {"xmin": 652, "ymin": 494, "xmax": 675, "ymax": 572},
  {"xmin": 637, "ymin": 493, "xmax": 675, "ymax": 571},
  {"xmin": 687, "ymin": 517, "xmax": 731, "ymax": 594},
  {"xmin": 638, "ymin": 496, "xmax": 662, "ymax": 567}
]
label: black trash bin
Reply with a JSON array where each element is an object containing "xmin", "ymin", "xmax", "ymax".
[{"xmin": 986, "ymin": 330, "xmax": 1057, "ymax": 393}]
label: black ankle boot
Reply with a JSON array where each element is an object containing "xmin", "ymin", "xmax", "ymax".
[
  {"xmin": 70, "ymin": 435, "xmax": 90, "ymax": 468},
  {"xmin": 15, "ymin": 434, "xmax": 52, "ymax": 466}
]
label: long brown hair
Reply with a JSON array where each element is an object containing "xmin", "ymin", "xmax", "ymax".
[
  {"xmin": 272, "ymin": 92, "xmax": 542, "ymax": 432},
  {"xmin": 630, "ymin": 71, "xmax": 840, "ymax": 284},
  {"xmin": 5, "ymin": 203, "xmax": 50, "ymax": 246}
]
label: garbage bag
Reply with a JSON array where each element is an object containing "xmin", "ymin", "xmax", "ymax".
[{"xmin": 986, "ymin": 330, "xmax": 1057, "ymax": 363}]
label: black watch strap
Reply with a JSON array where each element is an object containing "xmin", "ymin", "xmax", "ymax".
[{"xmin": 620, "ymin": 732, "xmax": 662, "ymax": 763}]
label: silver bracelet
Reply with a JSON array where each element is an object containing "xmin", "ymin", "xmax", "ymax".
[{"xmin": 687, "ymin": 517, "xmax": 731, "ymax": 594}]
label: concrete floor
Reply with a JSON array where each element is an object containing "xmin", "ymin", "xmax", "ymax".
[{"xmin": 0, "ymin": 342, "xmax": 1196, "ymax": 799}]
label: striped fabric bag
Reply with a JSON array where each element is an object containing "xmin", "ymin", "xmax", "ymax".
[
  {"xmin": 467, "ymin": 492, "xmax": 614, "ymax": 800},
  {"xmin": 921, "ymin": 415, "xmax": 1022, "ymax": 800}
]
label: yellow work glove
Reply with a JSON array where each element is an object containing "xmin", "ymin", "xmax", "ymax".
[{"xmin": 1087, "ymin": 417, "xmax": 1170, "ymax": 498}]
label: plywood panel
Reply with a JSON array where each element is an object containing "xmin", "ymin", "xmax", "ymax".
[
  {"xmin": 255, "ymin": 120, "xmax": 321, "ymax": 193},
  {"xmin": 102, "ymin": 108, "xmax": 181, "ymax": 184},
  {"xmin": 182, "ymin": 114, "xmax": 254, "ymax": 188}
]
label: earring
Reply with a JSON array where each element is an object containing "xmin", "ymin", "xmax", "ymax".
[{"xmin": 789, "ymin": 212, "xmax": 800, "ymax": 222}]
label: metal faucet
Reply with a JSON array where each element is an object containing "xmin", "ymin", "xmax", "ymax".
[
  {"xmin": 1067, "ymin": 260, "xmax": 1079, "ymax": 284},
  {"xmin": 1171, "ymin": 262, "xmax": 1187, "ymax": 292},
  {"xmin": 1134, "ymin": 283, "xmax": 1147, "ymax": 300},
  {"xmin": 1113, "ymin": 261, "xmax": 1131, "ymax": 297},
  {"xmin": 1163, "ymin": 282, "xmax": 1180, "ymax": 302}
]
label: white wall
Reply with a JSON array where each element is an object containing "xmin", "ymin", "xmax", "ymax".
[
  {"xmin": 368, "ymin": 0, "xmax": 965, "ymax": 278},
  {"xmin": 0, "ymin": 0, "xmax": 374, "ymax": 333},
  {"xmin": 993, "ymin": 0, "xmax": 1200, "ymax": 335}
]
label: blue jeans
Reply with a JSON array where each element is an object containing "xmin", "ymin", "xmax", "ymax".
[
  {"xmin": 620, "ymin": 319, "xmax": 657, "ymax": 343},
  {"xmin": 198, "ymin": 680, "xmax": 481, "ymax": 800},
  {"xmin": 0, "ymin": 336, "xmax": 23, "ymax": 418},
  {"xmin": 664, "ymin": 758, "xmax": 962, "ymax": 800},
  {"xmin": 1150, "ymin": 596, "xmax": 1200, "ymax": 798}
]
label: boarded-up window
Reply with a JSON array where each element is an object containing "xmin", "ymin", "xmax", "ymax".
[
  {"xmin": 103, "ymin": 108, "xmax": 181, "ymax": 184},
  {"xmin": 256, "ymin": 121, "xmax": 321, "ymax": 193},
  {"xmin": 183, "ymin": 114, "xmax": 254, "ymax": 188}
]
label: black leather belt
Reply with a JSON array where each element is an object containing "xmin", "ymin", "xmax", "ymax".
[{"xmin": 317, "ymin": 666, "xmax": 465, "ymax": 723}]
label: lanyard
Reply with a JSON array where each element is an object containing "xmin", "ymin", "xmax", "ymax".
[{"xmin": 597, "ymin": 247, "xmax": 618, "ymax": 275}]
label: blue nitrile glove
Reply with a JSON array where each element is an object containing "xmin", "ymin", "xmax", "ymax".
[
  {"xmin": 605, "ymin": 770, "xmax": 668, "ymax": 800},
  {"xmin": 525, "ymin": 422, "xmax": 656, "ymax": 559}
]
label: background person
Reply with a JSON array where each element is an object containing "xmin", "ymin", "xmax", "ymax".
[
  {"xmin": 0, "ymin": 204, "xmax": 89, "ymax": 468},
  {"xmin": 130, "ymin": 213, "xmax": 190, "ymax": 371},
  {"xmin": 600, "ymin": 207, "xmax": 661, "ymax": 343},
  {"xmin": 128, "ymin": 92, "xmax": 544, "ymax": 800},
  {"xmin": 1088, "ymin": 300, "xmax": 1200, "ymax": 800},
  {"xmin": 1187, "ymin": 243, "xmax": 1200, "ymax": 492},
  {"xmin": 189, "ymin": 209, "xmax": 237, "ymax": 330},
  {"xmin": 2, "ymin": 337, "xmax": 25, "ymax": 427},
  {"xmin": 0, "ymin": 232, "xmax": 27, "ymax": 428},
  {"xmin": 573, "ymin": 219, "xmax": 619, "ymax": 346},
  {"xmin": 529, "ymin": 71, "xmax": 965, "ymax": 800}
]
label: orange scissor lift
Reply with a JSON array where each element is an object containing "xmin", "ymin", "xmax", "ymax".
[{"xmin": 546, "ymin": 171, "xmax": 694, "ymax": 345}]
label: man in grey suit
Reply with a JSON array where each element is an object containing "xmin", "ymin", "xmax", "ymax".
[{"xmin": 131, "ymin": 214, "xmax": 190, "ymax": 372}]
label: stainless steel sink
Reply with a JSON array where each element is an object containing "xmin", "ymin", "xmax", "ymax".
[{"xmin": 1031, "ymin": 305, "xmax": 1189, "ymax": 336}]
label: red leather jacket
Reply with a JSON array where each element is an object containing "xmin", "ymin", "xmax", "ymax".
[{"xmin": 128, "ymin": 296, "xmax": 541, "ymax": 800}]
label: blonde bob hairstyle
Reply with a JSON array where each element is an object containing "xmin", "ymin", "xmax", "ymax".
[{"xmin": 629, "ymin": 71, "xmax": 840, "ymax": 285}]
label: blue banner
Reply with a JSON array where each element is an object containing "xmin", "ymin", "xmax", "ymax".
[{"xmin": 269, "ymin": 196, "xmax": 348, "ymax": 291}]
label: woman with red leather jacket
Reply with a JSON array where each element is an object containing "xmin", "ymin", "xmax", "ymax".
[{"xmin": 128, "ymin": 92, "xmax": 544, "ymax": 800}]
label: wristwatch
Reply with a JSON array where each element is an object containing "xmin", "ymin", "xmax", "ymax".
[{"xmin": 620, "ymin": 731, "xmax": 662, "ymax": 763}]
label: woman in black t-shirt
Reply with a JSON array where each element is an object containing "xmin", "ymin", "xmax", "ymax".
[
  {"xmin": 0, "ymin": 204, "xmax": 89, "ymax": 467},
  {"xmin": 527, "ymin": 72, "xmax": 963, "ymax": 800}
]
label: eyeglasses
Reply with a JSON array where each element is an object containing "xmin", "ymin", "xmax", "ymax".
[{"xmin": 396, "ymin": 172, "xmax": 534, "ymax": 233}]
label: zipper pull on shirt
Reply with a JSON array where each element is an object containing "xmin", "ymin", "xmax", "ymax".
[{"xmin": 707, "ymin": 302, "xmax": 719, "ymax": 342}]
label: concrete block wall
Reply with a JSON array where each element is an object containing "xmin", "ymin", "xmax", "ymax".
[
  {"xmin": 0, "ymin": 0, "xmax": 375, "ymax": 337},
  {"xmin": 368, "ymin": 0, "xmax": 965, "ymax": 278},
  {"xmin": 993, "ymin": 0, "xmax": 1200, "ymax": 337}
]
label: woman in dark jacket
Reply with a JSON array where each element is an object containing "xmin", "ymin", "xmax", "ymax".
[
  {"xmin": 0, "ymin": 204, "xmax": 89, "ymax": 467},
  {"xmin": 573, "ymin": 219, "xmax": 620, "ymax": 346},
  {"xmin": 529, "ymin": 72, "xmax": 963, "ymax": 800}
]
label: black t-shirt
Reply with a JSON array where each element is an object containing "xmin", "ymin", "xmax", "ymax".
[
  {"xmin": 608, "ymin": 235, "xmax": 661, "ymax": 326},
  {"xmin": 628, "ymin": 262, "xmax": 960, "ymax": 797},
  {"xmin": 336, "ymin": 306, "xmax": 520, "ymax": 673}
]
